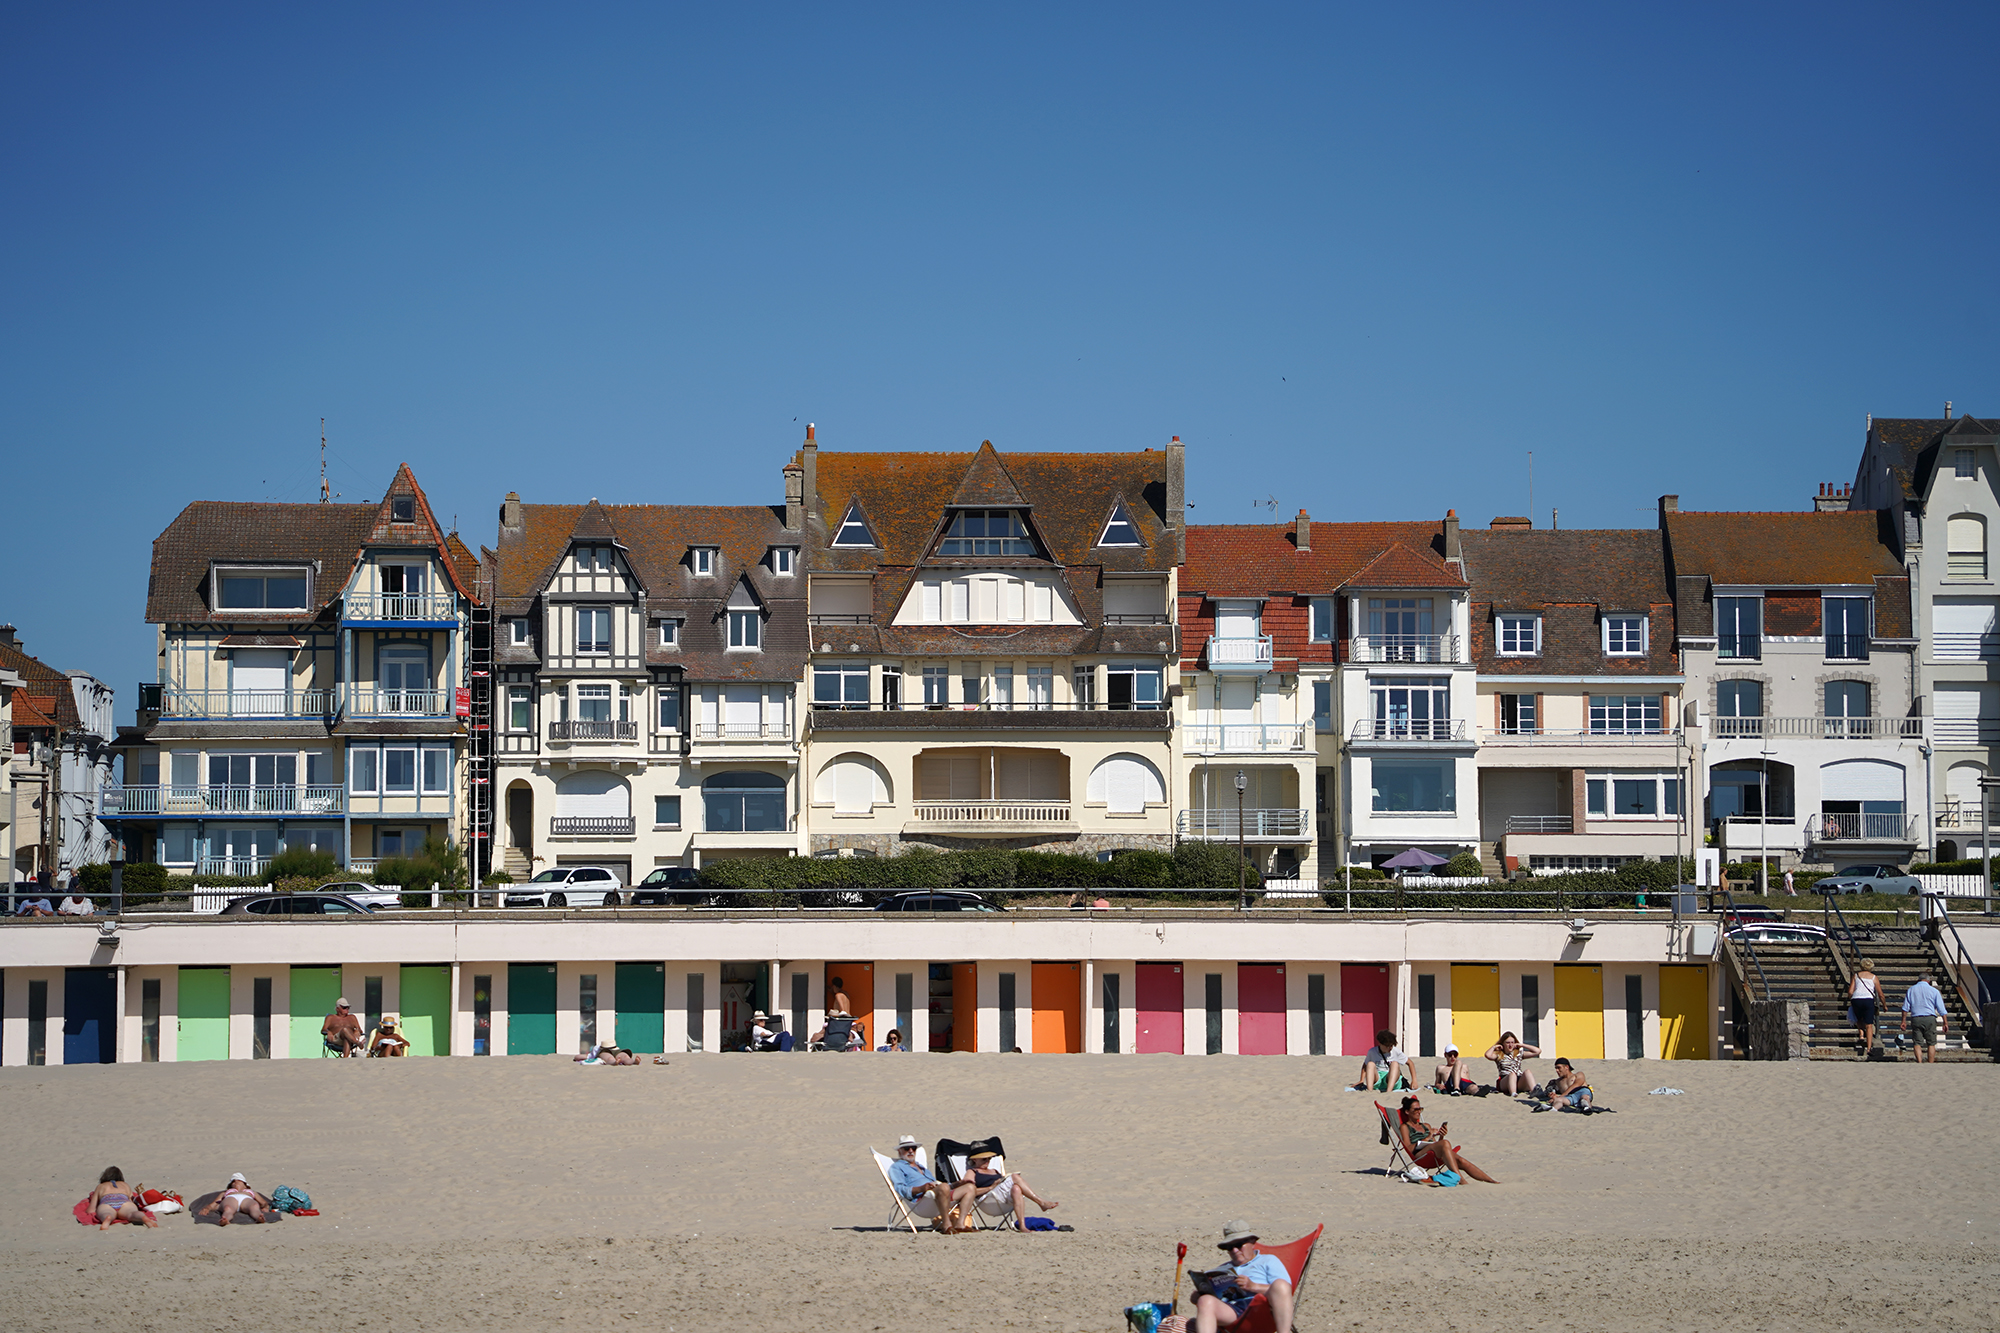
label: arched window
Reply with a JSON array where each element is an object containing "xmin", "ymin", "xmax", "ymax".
[
  {"xmin": 814, "ymin": 753, "xmax": 892, "ymax": 813},
  {"xmin": 1086, "ymin": 753, "xmax": 1166, "ymax": 813},
  {"xmin": 1946, "ymin": 761, "xmax": 1985, "ymax": 817},
  {"xmin": 703, "ymin": 770, "xmax": 787, "ymax": 832},
  {"xmin": 1947, "ymin": 514, "xmax": 1987, "ymax": 579}
]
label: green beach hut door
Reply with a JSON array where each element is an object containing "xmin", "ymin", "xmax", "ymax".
[
  {"xmin": 178, "ymin": 967, "xmax": 231, "ymax": 1062},
  {"xmin": 508, "ymin": 963, "xmax": 558, "ymax": 1055}
]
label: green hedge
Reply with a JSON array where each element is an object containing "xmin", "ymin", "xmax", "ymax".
[
  {"xmin": 1910, "ymin": 857, "xmax": 2000, "ymax": 879},
  {"xmin": 697, "ymin": 842, "xmax": 1258, "ymax": 903},
  {"xmin": 1320, "ymin": 859, "xmax": 1699, "ymax": 911}
]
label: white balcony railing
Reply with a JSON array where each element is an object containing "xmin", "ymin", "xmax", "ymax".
[
  {"xmin": 1483, "ymin": 727, "xmax": 1678, "ymax": 743},
  {"xmin": 1806, "ymin": 812, "xmax": 1919, "ymax": 843},
  {"xmin": 1177, "ymin": 807, "xmax": 1311, "ymax": 839},
  {"xmin": 1350, "ymin": 718, "xmax": 1467, "ymax": 741},
  {"xmin": 343, "ymin": 592, "xmax": 459, "ymax": 621},
  {"xmin": 198, "ymin": 855, "xmax": 272, "ymax": 877},
  {"xmin": 1712, "ymin": 716, "xmax": 1923, "ymax": 740},
  {"xmin": 161, "ymin": 688, "xmax": 336, "ymax": 719},
  {"xmin": 1505, "ymin": 814, "xmax": 1573, "ymax": 833},
  {"xmin": 910, "ymin": 800, "xmax": 1073, "ymax": 825},
  {"xmin": 348, "ymin": 858, "xmax": 378, "ymax": 875},
  {"xmin": 107, "ymin": 785, "xmax": 345, "ymax": 816},
  {"xmin": 1183, "ymin": 723, "xmax": 1310, "ymax": 753},
  {"xmin": 1347, "ymin": 634, "xmax": 1462, "ymax": 664},
  {"xmin": 549, "ymin": 720, "xmax": 640, "ymax": 742},
  {"xmin": 1206, "ymin": 636, "xmax": 1274, "ymax": 671},
  {"xmin": 549, "ymin": 816, "xmax": 637, "ymax": 837},
  {"xmin": 693, "ymin": 721, "xmax": 794, "ymax": 741},
  {"xmin": 345, "ymin": 687, "xmax": 454, "ymax": 717}
]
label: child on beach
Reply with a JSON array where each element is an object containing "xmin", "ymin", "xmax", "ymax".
[{"xmin": 1350, "ymin": 1030, "xmax": 1413, "ymax": 1092}]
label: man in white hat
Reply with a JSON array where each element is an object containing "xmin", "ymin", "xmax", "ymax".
[
  {"xmin": 886, "ymin": 1136, "xmax": 964, "ymax": 1232},
  {"xmin": 1188, "ymin": 1220, "xmax": 1292, "ymax": 1333},
  {"xmin": 321, "ymin": 998, "xmax": 364, "ymax": 1057},
  {"xmin": 1431, "ymin": 1043, "xmax": 1476, "ymax": 1096},
  {"xmin": 749, "ymin": 1011, "xmax": 781, "ymax": 1052}
]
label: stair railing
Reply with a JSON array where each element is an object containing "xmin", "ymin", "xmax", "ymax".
[
  {"xmin": 1717, "ymin": 887, "xmax": 1773, "ymax": 1001},
  {"xmin": 1819, "ymin": 890, "xmax": 1860, "ymax": 994},
  {"xmin": 1928, "ymin": 904, "xmax": 1993, "ymax": 1043}
]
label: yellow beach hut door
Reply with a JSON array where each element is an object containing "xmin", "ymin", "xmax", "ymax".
[
  {"xmin": 1553, "ymin": 964, "xmax": 1604, "ymax": 1060},
  {"xmin": 1449, "ymin": 964, "xmax": 1500, "ymax": 1058},
  {"xmin": 1658, "ymin": 964, "xmax": 1710, "ymax": 1060}
]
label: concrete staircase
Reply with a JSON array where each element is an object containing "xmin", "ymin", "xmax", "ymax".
[
  {"xmin": 1725, "ymin": 932, "xmax": 1986, "ymax": 1061},
  {"xmin": 500, "ymin": 847, "xmax": 531, "ymax": 883}
]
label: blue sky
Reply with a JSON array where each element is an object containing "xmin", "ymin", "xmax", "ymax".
[{"xmin": 4, "ymin": 3, "xmax": 1997, "ymax": 699}]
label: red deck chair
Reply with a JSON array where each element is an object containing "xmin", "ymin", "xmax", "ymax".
[{"xmin": 1228, "ymin": 1224, "xmax": 1323, "ymax": 1333}]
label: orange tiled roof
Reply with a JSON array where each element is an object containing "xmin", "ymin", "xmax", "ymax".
[{"xmin": 1183, "ymin": 521, "xmax": 1453, "ymax": 596}]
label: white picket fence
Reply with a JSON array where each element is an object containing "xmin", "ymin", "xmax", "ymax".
[{"xmin": 1914, "ymin": 874, "xmax": 1988, "ymax": 899}]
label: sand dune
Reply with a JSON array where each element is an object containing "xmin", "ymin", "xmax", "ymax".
[{"xmin": 3, "ymin": 1054, "xmax": 1994, "ymax": 1331}]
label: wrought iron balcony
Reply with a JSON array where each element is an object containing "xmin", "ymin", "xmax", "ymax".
[
  {"xmin": 1349, "ymin": 718, "xmax": 1468, "ymax": 741},
  {"xmin": 549, "ymin": 719, "xmax": 640, "ymax": 741},
  {"xmin": 343, "ymin": 592, "xmax": 459, "ymax": 622},
  {"xmin": 1205, "ymin": 635, "xmax": 1274, "ymax": 673},
  {"xmin": 1182, "ymin": 723, "xmax": 1310, "ymax": 753},
  {"xmin": 1505, "ymin": 814, "xmax": 1573, "ymax": 833},
  {"xmin": 1712, "ymin": 716, "xmax": 1922, "ymax": 741},
  {"xmin": 160, "ymin": 688, "xmax": 337, "ymax": 720},
  {"xmin": 1348, "ymin": 634, "xmax": 1462, "ymax": 664},
  {"xmin": 550, "ymin": 816, "xmax": 637, "ymax": 837},
  {"xmin": 1176, "ymin": 807, "xmax": 1311, "ymax": 840}
]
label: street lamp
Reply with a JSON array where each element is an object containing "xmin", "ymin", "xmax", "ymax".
[{"xmin": 1235, "ymin": 769, "xmax": 1248, "ymax": 910}]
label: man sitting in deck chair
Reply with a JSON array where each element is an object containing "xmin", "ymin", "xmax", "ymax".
[
  {"xmin": 1168, "ymin": 1220, "xmax": 1294, "ymax": 1333},
  {"xmin": 809, "ymin": 1015, "xmax": 856, "ymax": 1051},
  {"xmin": 884, "ymin": 1135, "xmax": 969, "ymax": 1232}
]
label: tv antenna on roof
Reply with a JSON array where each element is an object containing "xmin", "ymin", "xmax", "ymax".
[{"xmin": 319, "ymin": 418, "xmax": 329, "ymax": 503}]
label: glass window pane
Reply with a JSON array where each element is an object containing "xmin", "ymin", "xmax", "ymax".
[
  {"xmin": 422, "ymin": 749, "xmax": 448, "ymax": 792},
  {"xmin": 219, "ymin": 576, "xmax": 264, "ymax": 608},
  {"xmin": 1587, "ymin": 778, "xmax": 1607, "ymax": 815},
  {"xmin": 385, "ymin": 749, "xmax": 416, "ymax": 792},
  {"xmin": 351, "ymin": 749, "xmax": 378, "ymax": 793},
  {"xmin": 1612, "ymin": 779, "xmax": 1658, "ymax": 815},
  {"xmin": 655, "ymin": 795, "xmax": 681, "ymax": 826}
]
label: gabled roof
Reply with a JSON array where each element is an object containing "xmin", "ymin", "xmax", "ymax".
[
  {"xmin": 0, "ymin": 634, "xmax": 86, "ymax": 731},
  {"xmin": 1870, "ymin": 415, "xmax": 2000, "ymax": 500},
  {"xmin": 807, "ymin": 444, "xmax": 1177, "ymax": 572},
  {"xmin": 145, "ymin": 466, "xmax": 476, "ymax": 622},
  {"xmin": 10, "ymin": 692, "xmax": 56, "ymax": 730},
  {"xmin": 1183, "ymin": 521, "xmax": 1451, "ymax": 597},
  {"xmin": 1344, "ymin": 542, "xmax": 1468, "ymax": 590}
]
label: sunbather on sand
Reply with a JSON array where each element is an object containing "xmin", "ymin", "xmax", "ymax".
[
  {"xmin": 1431, "ymin": 1044, "xmax": 1479, "ymax": 1095},
  {"xmin": 1395, "ymin": 1095, "xmax": 1498, "ymax": 1183},
  {"xmin": 1534, "ymin": 1058, "xmax": 1593, "ymax": 1112},
  {"xmin": 88, "ymin": 1167, "xmax": 157, "ymax": 1230},
  {"xmin": 573, "ymin": 1044, "xmax": 641, "ymax": 1064},
  {"xmin": 198, "ymin": 1173, "xmax": 273, "ymax": 1225},
  {"xmin": 964, "ymin": 1149, "xmax": 1060, "ymax": 1230},
  {"xmin": 1484, "ymin": 1032, "xmax": 1540, "ymax": 1096},
  {"xmin": 1349, "ymin": 1030, "xmax": 1413, "ymax": 1092}
]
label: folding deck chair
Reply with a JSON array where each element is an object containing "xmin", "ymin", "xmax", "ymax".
[
  {"xmin": 1375, "ymin": 1102, "xmax": 1417, "ymax": 1181},
  {"xmin": 870, "ymin": 1145, "xmax": 940, "ymax": 1233},
  {"xmin": 1229, "ymin": 1225, "xmax": 1323, "ymax": 1333},
  {"xmin": 934, "ymin": 1136, "xmax": 1018, "ymax": 1229},
  {"xmin": 810, "ymin": 1016, "xmax": 855, "ymax": 1051}
]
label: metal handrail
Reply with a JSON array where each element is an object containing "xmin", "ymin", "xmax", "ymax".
[
  {"xmin": 1717, "ymin": 888, "xmax": 1773, "ymax": 1000},
  {"xmin": 1929, "ymin": 907, "xmax": 1994, "ymax": 1019},
  {"xmin": 1818, "ymin": 890, "xmax": 1860, "ymax": 993}
]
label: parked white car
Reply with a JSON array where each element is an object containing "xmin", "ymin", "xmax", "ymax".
[{"xmin": 504, "ymin": 866, "xmax": 625, "ymax": 908}]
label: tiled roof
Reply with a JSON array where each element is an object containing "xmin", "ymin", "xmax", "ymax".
[
  {"xmin": 145, "ymin": 466, "xmax": 475, "ymax": 622},
  {"xmin": 806, "ymin": 445, "xmax": 1179, "ymax": 573},
  {"xmin": 10, "ymin": 692, "xmax": 56, "ymax": 730},
  {"xmin": 1183, "ymin": 521, "xmax": 1451, "ymax": 596},
  {"xmin": 1664, "ymin": 509, "xmax": 1912, "ymax": 640},
  {"xmin": 1345, "ymin": 542, "xmax": 1468, "ymax": 590},
  {"xmin": 1871, "ymin": 416, "xmax": 2000, "ymax": 499},
  {"xmin": 1461, "ymin": 529, "xmax": 1675, "ymax": 675},
  {"xmin": 488, "ymin": 500, "xmax": 805, "ymax": 684},
  {"xmin": 0, "ymin": 639, "xmax": 80, "ymax": 730}
]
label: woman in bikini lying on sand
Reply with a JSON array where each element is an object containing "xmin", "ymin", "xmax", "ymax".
[
  {"xmin": 88, "ymin": 1167, "xmax": 158, "ymax": 1230},
  {"xmin": 198, "ymin": 1173, "xmax": 273, "ymax": 1225}
]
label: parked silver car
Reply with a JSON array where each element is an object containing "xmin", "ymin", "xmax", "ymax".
[
  {"xmin": 504, "ymin": 865, "xmax": 625, "ymax": 908},
  {"xmin": 1815, "ymin": 864, "xmax": 1923, "ymax": 894}
]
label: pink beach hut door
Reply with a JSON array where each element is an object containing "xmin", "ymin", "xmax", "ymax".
[
  {"xmin": 1340, "ymin": 964, "xmax": 1391, "ymax": 1056},
  {"xmin": 1135, "ymin": 963, "xmax": 1183, "ymax": 1054}
]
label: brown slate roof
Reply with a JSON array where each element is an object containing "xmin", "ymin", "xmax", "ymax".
[
  {"xmin": 1461, "ymin": 529, "xmax": 1676, "ymax": 676},
  {"xmin": 1663, "ymin": 509, "xmax": 1912, "ymax": 640},
  {"xmin": 487, "ymin": 501, "xmax": 805, "ymax": 684},
  {"xmin": 145, "ymin": 465, "xmax": 476, "ymax": 622},
  {"xmin": 1869, "ymin": 415, "xmax": 2000, "ymax": 500}
]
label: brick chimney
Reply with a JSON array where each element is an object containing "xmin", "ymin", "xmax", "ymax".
[
  {"xmin": 1658, "ymin": 494, "xmax": 1678, "ymax": 527},
  {"xmin": 1489, "ymin": 516, "xmax": 1532, "ymax": 529},
  {"xmin": 1443, "ymin": 509, "xmax": 1461, "ymax": 566},
  {"xmin": 1813, "ymin": 481, "xmax": 1852, "ymax": 513},
  {"xmin": 500, "ymin": 492, "xmax": 522, "ymax": 533},
  {"xmin": 783, "ymin": 459, "xmax": 804, "ymax": 531},
  {"xmin": 801, "ymin": 424, "xmax": 819, "ymax": 525},
  {"xmin": 0, "ymin": 623, "xmax": 16, "ymax": 650},
  {"xmin": 1294, "ymin": 509, "xmax": 1311, "ymax": 551},
  {"xmin": 1165, "ymin": 436, "xmax": 1186, "ymax": 563}
]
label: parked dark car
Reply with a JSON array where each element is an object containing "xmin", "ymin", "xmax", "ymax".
[
  {"xmin": 221, "ymin": 892, "xmax": 377, "ymax": 916},
  {"xmin": 314, "ymin": 880, "xmax": 404, "ymax": 910},
  {"xmin": 873, "ymin": 890, "xmax": 1001, "ymax": 913},
  {"xmin": 628, "ymin": 867, "xmax": 709, "ymax": 906},
  {"xmin": 1816, "ymin": 865, "xmax": 1923, "ymax": 895}
]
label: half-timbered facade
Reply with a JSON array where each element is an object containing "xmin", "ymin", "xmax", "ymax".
[
  {"xmin": 797, "ymin": 432, "xmax": 1183, "ymax": 858},
  {"xmin": 485, "ymin": 493, "xmax": 807, "ymax": 881},
  {"xmin": 111, "ymin": 467, "xmax": 478, "ymax": 875}
]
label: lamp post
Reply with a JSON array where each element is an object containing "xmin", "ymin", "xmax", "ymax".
[{"xmin": 1235, "ymin": 769, "xmax": 1248, "ymax": 910}]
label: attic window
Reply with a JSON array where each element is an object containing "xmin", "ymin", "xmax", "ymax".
[
  {"xmin": 392, "ymin": 497, "xmax": 415, "ymax": 523},
  {"xmin": 941, "ymin": 509, "xmax": 1033, "ymax": 555},
  {"xmin": 574, "ymin": 546, "xmax": 613, "ymax": 573},
  {"xmin": 217, "ymin": 568, "xmax": 311, "ymax": 610},
  {"xmin": 692, "ymin": 547, "xmax": 716, "ymax": 576},
  {"xmin": 1956, "ymin": 449, "xmax": 1976, "ymax": 479},
  {"xmin": 1097, "ymin": 502, "xmax": 1142, "ymax": 547},
  {"xmin": 771, "ymin": 547, "xmax": 796, "ymax": 575},
  {"xmin": 832, "ymin": 503, "xmax": 876, "ymax": 548}
]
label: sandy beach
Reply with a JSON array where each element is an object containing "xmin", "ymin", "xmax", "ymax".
[{"xmin": 2, "ymin": 1054, "xmax": 1994, "ymax": 1332}]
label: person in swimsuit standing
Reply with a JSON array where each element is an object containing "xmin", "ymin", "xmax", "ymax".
[
  {"xmin": 1849, "ymin": 959, "xmax": 1883, "ymax": 1055},
  {"xmin": 1484, "ymin": 1032, "xmax": 1540, "ymax": 1096},
  {"xmin": 89, "ymin": 1167, "xmax": 157, "ymax": 1230},
  {"xmin": 198, "ymin": 1173, "xmax": 272, "ymax": 1225}
]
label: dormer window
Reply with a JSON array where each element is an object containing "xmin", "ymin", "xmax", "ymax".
[
  {"xmin": 1098, "ymin": 502, "xmax": 1142, "ymax": 547},
  {"xmin": 1603, "ymin": 614, "xmax": 1647, "ymax": 656},
  {"xmin": 508, "ymin": 618, "xmax": 531, "ymax": 646},
  {"xmin": 216, "ymin": 567, "xmax": 311, "ymax": 610},
  {"xmin": 692, "ymin": 547, "xmax": 716, "ymax": 576},
  {"xmin": 831, "ymin": 502, "xmax": 876, "ymax": 548},
  {"xmin": 771, "ymin": 547, "xmax": 796, "ymax": 575},
  {"xmin": 940, "ymin": 508, "xmax": 1033, "ymax": 555},
  {"xmin": 1956, "ymin": 449, "xmax": 1976, "ymax": 479},
  {"xmin": 391, "ymin": 497, "xmax": 415, "ymax": 523},
  {"xmin": 728, "ymin": 610, "xmax": 761, "ymax": 648},
  {"xmin": 1497, "ymin": 614, "xmax": 1540, "ymax": 656},
  {"xmin": 657, "ymin": 619, "xmax": 680, "ymax": 648},
  {"xmin": 574, "ymin": 546, "xmax": 613, "ymax": 573}
]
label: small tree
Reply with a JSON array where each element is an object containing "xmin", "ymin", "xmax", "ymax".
[
  {"xmin": 268, "ymin": 844, "xmax": 339, "ymax": 883},
  {"xmin": 1443, "ymin": 851, "xmax": 1485, "ymax": 878}
]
